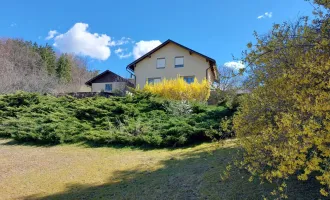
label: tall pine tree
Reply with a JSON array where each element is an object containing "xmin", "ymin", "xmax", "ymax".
[
  {"xmin": 39, "ymin": 44, "xmax": 57, "ymax": 75},
  {"xmin": 56, "ymin": 54, "xmax": 71, "ymax": 83}
]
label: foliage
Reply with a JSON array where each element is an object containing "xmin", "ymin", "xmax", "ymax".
[
  {"xmin": 0, "ymin": 91, "xmax": 233, "ymax": 147},
  {"xmin": 143, "ymin": 77, "xmax": 210, "ymax": 102},
  {"xmin": 0, "ymin": 39, "xmax": 97, "ymax": 94},
  {"xmin": 38, "ymin": 44, "xmax": 57, "ymax": 75},
  {"xmin": 210, "ymin": 65, "xmax": 246, "ymax": 109},
  {"xmin": 234, "ymin": 1, "xmax": 330, "ymax": 198},
  {"xmin": 56, "ymin": 54, "xmax": 72, "ymax": 83},
  {"xmin": 210, "ymin": 88, "xmax": 242, "ymax": 110},
  {"xmin": 163, "ymin": 100, "xmax": 193, "ymax": 116}
]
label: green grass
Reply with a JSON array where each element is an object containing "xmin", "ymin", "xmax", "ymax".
[{"xmin": 0, "ymin": 139, "xmax": 323, "ymax": 200}]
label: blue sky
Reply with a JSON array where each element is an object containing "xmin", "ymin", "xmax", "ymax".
[{"xmin": 0, "ymin": 0, "xmax": 314, "ymax": 78}]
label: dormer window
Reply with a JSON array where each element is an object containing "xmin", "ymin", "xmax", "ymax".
[
  {"xmin": 175, "ymin": 56, "xmax": 184, "ymax": 68},
  {"xmin": 157, "ymin": 58, "xmax": 165, "ymax": 69}
]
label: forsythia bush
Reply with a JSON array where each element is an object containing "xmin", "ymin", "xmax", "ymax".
[
  {"xmin": 234, "ymin": 2, "xmax": 330, "ymax": 198},
  {"xmin": 143, "ymin": 77, "xmax": 210, "ymax": 102}
]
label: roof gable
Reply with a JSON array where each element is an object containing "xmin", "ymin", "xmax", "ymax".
[
  {"xmin": 126, "ymin": 39, "xmax": 216, "ymax": 72},
  {"xmin": 85, "ymin": 70, "xmax": 133, "ymax": 86}
]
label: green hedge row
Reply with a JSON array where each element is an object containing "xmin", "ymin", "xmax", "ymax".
[{"xmin": 0, "ymin": 91, "xmax": 234, "ymax": 147}]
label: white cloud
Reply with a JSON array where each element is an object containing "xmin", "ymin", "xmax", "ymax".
[
  {"xmin": 110, "ymin": 37, "xmax": 132, "ymax": 46},
  {"xmin": 10, "ymin": 23, "xmax": 16, "ymax": 27},
  {"xmin": 224, "ymin": 61, "xmax": 245, "ymax": 70},
  {"xmin": 265, "ymin": 12, "xmax": 272, "ymax": 18},
  {"xmin": 257, "ymin": 12, "xmax": 273, "ymax": 19},
  {"xmin": 46, "ymin": 30, "xmax": 58, "ymax": 40},
  {"xmin": 133, "ymin": 40, "xmax": 162, "ymax": 59},
  {"xmin": 118, "ymin": 52, "xmax": 132, "ymax": 59},
  {"xmin": 115, "ymin": 48, "xmax": 124, "ymax": 54},
  {"xmin": 114, "ymin": 48, "xmax": 132, "ymax": 59},
  {"xmin": 53, "ymin": 23, "xmax": 111, "ymax": 60}
]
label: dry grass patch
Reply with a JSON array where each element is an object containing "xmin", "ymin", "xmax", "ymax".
[{"xmin": 0, "ymin": 139, "xmax": 321, "ymax": 200}]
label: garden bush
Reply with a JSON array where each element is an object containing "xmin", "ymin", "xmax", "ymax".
[
  {"xmin": 234, "ymin": 2, "xmax": 330, "ymax": 197},
  {"xmin": 143, "ymin": 77, "xmax": 210, "ymax": 102},
  {"xmin": 0, "ymin": 91, "xmax": 233, "ymax": 147}
]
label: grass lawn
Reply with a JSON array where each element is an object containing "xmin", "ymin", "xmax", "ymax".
[{"xmin": 0, "ymin": 139, "xmax": 323, "ymax": 200}]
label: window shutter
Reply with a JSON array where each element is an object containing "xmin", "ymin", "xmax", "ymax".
[
  {"xmin": 157, "ymin": 58, "xmax": 165, "ymax": 68},
  {"xmin": 175, "ymin": 57, "xmax": 184, "ymax": 67}
]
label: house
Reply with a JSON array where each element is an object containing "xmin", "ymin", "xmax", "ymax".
[
  {"xmin": 126, "ymin": 39, "xmax": 218, "ymax": 89},
  {"xmin": 85, "ymin": 70, "xmax": 134, "ymax": 93}
]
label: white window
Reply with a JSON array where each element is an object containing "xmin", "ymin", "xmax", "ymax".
[
  {"xmin": 157, "ymin": 58, "xmax": 165, "ymax": 68},
  {"xmin": 148, "ymin": 78, "xmax": 161, "ymax": 84},
  {"xmin": 175, "ymin": 57, "xmax": 184, "ymax": 68}
]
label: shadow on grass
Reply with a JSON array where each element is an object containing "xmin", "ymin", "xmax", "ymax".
[
  {"xmin": 24, "ymin": 145, "xmax": 323, "ymax": 200},
  {"xmin": 0, "ymin": 137, "xmax": 57, "ymax": 147},
  {"xmin": 0, "ymin": 136, "xmax": 212, "ymax": 152},
  {"xmin": 77, "ymin": 139, "xmax": 215, "ymax": 151}
]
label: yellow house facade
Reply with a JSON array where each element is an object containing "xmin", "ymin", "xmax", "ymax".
[{"xmin": 126, "ymin": 40, "xmax": 218, "ymax": 89}]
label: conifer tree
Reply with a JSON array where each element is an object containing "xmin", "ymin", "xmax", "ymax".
[
  {"xmin": 39, "ymin": 44, "xmax": 57, "ymax": 75},
  {"xmin": 56, "ymin": 54, "xmax": 71, "ymax": 83}
]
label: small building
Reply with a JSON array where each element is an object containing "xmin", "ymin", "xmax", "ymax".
[
  {"xmin": 126, "ymin": 39, "xmax": 218, "ymax": 89},
  {"xmin": 85, "ymin": 70, "xmax": 134, "ymax": 93}
]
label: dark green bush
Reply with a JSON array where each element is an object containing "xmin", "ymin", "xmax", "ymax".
[{"xmin": 0, "ymin": 91, "xmax": 234, "ymax": 147}]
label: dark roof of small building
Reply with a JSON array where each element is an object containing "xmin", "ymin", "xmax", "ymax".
[
  {"xmin": 85, "ymin": 70, "xmax": 134, "ymax": 87},
  {"xmin": 126, "ymin": 39, "xmax": 216, "ymax": 72}
]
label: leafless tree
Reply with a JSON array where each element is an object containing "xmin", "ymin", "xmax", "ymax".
[
  {"xmin": 216, "ymin": 66, "xmax": 245, "ymax": 91},
  {"xmin": 0, "ymin": 39, "xmax": 59, "ymax": 94},
  {"xmin": 0, "ymin": 38, "xmax": 97, "ymax": 94},
  {"xmin": 67, "ymin": 56, "xmax": 95, "ymax": 92}
]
